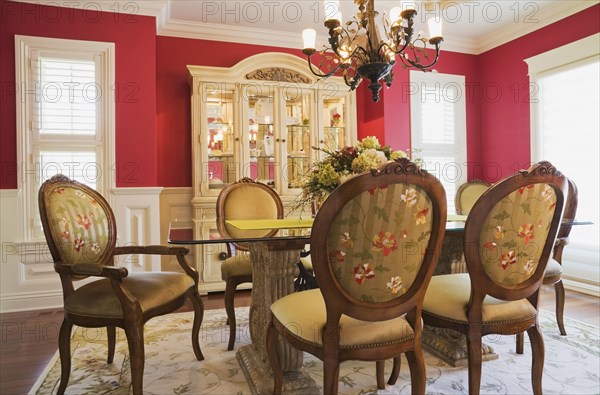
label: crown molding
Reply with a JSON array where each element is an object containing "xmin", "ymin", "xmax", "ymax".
[
  {"xmin": 476, "ymin": 0, "xmax": 598, "ymax": 54},
  {"xmin": 157, "ymin": 9, "xmax": 480, "ymax": 54},
  {"xmin": 157, "ymin": 15, "xmax": 305, "ymax": 49},
  {"xmin": 11, "ymin": 0, "xmax": 167, "ymax": 17}
]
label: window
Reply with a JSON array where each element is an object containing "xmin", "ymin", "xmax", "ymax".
[
  {"xmin": 15, "ymin": 35, "xmax": 115, "ymax": 240},
  {"xmin": 527, "ymin": 33, "xmax": 600, "ymax": 289},
  {"xmin": 410, "ymin": 71, "xmax": 467, "ymax": 214}
]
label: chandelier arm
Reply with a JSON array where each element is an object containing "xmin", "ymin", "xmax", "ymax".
[
  {"xmin": 401, "ymin": 43, "xmax": 442, "ymax": 70},
  {"xmin": 305, "ymin": 52, "xmax": 346, "ymax": 79}
]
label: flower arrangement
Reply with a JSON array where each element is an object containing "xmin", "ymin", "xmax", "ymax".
[{"xmin": 294, "ymin": 136, "xmax": 420, "ymax": 213}]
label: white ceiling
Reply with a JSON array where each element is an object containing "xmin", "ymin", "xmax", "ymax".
[{"xmin": 16, "ymin": 0, "xmax": 598, "ymax": 54}]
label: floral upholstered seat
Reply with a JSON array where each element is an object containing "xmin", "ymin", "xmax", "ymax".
[{"xmin": 267, "ymin": 159, "xmax": 447, "ymax": 395}]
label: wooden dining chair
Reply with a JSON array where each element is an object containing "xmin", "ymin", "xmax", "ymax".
[
  {"xmin": 38, "ymin": 175, "xmax": 204, "ymax": 395},
  {"xmin": 266, "ymin": 159, "xmax": 447, "ymax": 394},
  {"xmin": 516, "ymin": 178, "xmax": 578, "ymax": 352},
  {"xmin": 216, "ymin": 177, "xmax": 284, "ymax": 350},
  {"xmin": 455, "ymin": 179, "xmax": 491, "ymax": 215},
  {"xmin": 421, "ymin": 161, "xmax": 567, "ymax": 395}
]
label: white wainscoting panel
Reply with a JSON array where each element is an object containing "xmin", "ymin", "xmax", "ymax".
[
  {"xmin": 159, "ymin": 187, "xmax": 194, "ymax": 272},
  {"xmin": 111, "ymin": 187, "xmax": 163, "ymax": 272}
]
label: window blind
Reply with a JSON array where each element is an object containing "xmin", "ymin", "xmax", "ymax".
[
  {"xmin": 410, "ymin": 72, "xmax": 467, "ymax": 215},
  {"xmin": 538, "ymin": 57, "xmax": 600, "ymax": 249},
  {"xmin": 33, "ymin": 58, "xmax": 97, "ymax": 136}
]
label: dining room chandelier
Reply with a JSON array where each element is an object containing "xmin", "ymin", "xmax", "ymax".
[{"xmin": 302, "ymin": 0, "xmax": 443, "ymax": 102}]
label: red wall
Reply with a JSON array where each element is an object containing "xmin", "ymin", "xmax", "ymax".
[
  {"xmin": 0, "ymin": 0, "xmax": 157, "ymax": 188},
  {"xmin": 156, "ymin": 36, "xmax": 305, "ymax": 187},
  {"xmin": 2, "ymin": 1, "xmax": 598, "ymax": 189},
  {"xmin": 478, "ymin": 4, "xmax": 600, "ymax": 182}
]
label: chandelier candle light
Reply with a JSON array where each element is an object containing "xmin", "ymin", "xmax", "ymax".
[{"xmin": 302, "ymin": 0, "xmax": 443, "ymax": 102}]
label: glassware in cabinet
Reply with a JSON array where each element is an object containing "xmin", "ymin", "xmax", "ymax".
[
  {"xmin": 204, "ymin": 84, "xmax": 237, "ymax": 192},
  {"xmin": 321, "ymin": 95, "xmax": 350, "ymax": 151},
  {"xmin": 282, "ymin": 89, "xmax": 313, "ymax": 191},
  {"xmin": 246, "ymin": 90, "xmax": 276, "ymax": 187}
]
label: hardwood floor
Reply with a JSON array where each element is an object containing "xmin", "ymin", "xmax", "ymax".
[{"xmin": 1, "ymin": 287, "xmax": 597, "ymax": 395}]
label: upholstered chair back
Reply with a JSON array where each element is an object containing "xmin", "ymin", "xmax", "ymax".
[
  {"xmin": 477, "ymin": 183, "xmax": 558, "ymax": 286},
  {"xmin": 327, "ymin": 183, "xmax": 433, "ymax": 303},
  {"xmin": 311, "ymin": 159, "xmax": 447, "ymax": 321},
  {"xmin": 464, "ymin": 161, "xmax": 566, "ymax": 301},
  {"xmin": 216, "ymin": 178, "xmax": 283, "ymax": 251},
  {"xmin": 38, "ymin": 175, "xmax": 116, "ymax": 271},
  {"xmin": 455, "ymin": 180, "xmax": 491, "ymax": 215}
]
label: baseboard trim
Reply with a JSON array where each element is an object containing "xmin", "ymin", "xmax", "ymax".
[
  {"xmin": 563, "ymin": 278, "xmax": 600, "ymax": 297},
  {"xmin": 1, "ymin": 291, "xmax": 63, "ymax": 313}
]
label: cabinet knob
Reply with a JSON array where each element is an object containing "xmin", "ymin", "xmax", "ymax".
[
  {"xmin": 319, "ymin": 140, "xmax": 324, "ymax": 144},
  {"xmin": 276, "ymin": 138, "xmax": 280, "ymax": 142},
  {"xmin": 235, "ymin": 137, "xmax": 240, "ymax": 142},
  {"xmin": 282, "ymin": 139, "xmax": 286, "ymax": 143}
]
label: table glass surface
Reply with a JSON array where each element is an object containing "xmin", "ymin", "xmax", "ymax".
[
  {"xmin": 168, "ymin": 216, "xmax": 469, "ymax": 245},
  {"xmin": 167, "ymin": 217, "xmax": 591, "ymax": 245}
]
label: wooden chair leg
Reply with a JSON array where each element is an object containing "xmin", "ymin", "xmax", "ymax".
[
  {"xmin": 266, "ymin": 322, "xmax": 282, "ymax": 395},
  {"xmin": 555, "ymin": 280, "xmax": 567, "ymax": 335},
  {"xmin": 467, "ymin": 329, "xmax": 483, "ymax": 395},
  {"xmin": 406, "ymin": 348, "xmax": 426, "ymax": 395},
  {"xmin": 516, "ymin": 332, "xmax": 525, "ymax": 354},
  {"xmin": 188, "ymin": 287, "xmax": 205, "ymax": 360},
  {"xmin": 124, "ymin": 325, "xmax": 145, "ymax": 395},
  {"xmin": 107, "ymin": 325, "xmax": 116, "ymax": 363},
  {"xmin": 323, "ymin": 357, "xmax": 340, "ymax": 395},
  {"xmin": 387, "ymin": 356, "xmax": 401, "ymax": 385},
  {"xmin": 57, "ymin": 319, "xmax": 73, "ymax": 395},
  {"xmin": 376, "ymin": 360, "xmax": 386, "ymax": 389},
  {"xmin": 224, "ymin": 278, "xmax": 237, "ymax": 351},
  {"xmin": 528, "ymin": 325, "xmax": 545, "ymax": 394}
]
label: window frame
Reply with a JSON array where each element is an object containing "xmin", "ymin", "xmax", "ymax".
[
  {"xmin": 409, "ymin": 70, "xmax": 468, "ymax": 214},
  {"xmin": 15, "ymin": 35, "xmax": 116, "ymax": 241}
]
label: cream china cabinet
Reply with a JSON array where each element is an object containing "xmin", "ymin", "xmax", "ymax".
[{"xmin": 187, "ymin": 53, "xmax": 356, "ymax": 292}]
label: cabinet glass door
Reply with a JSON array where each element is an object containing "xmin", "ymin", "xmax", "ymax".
[
  {"xmin": 245, "ymin": 86, "xmax": 276, "ymax": 188},
  {"xmin": 204, "ymin": 85, "xmax": 236, "ymax": 191},
  {"xmin": 281, "ymin": 88, "xmax": 313, "ymax": 195},
  {"xmin": 320, "ymin": 94, "xmax": 351, "ymax": 152}
]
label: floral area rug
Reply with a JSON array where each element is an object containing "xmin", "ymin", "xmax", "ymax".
[{"xmin": 29, "ymin": 308, "xmax": 600, "ymax": 394}]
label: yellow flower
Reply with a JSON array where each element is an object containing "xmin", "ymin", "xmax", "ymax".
[
  {"xmin": 351, "ymin": 149, "xmax": 387, "ymax": 173},
  {"xmin": 316, "ymin": 163, "xmax": 340, "ymax": 188},
  {"xmin": 390, "ymin": 150, "xmax": 408, "ymax": 160},
  {"xmin": 357, "ymin": 136, "xmax": 381, "ymax": 150}
]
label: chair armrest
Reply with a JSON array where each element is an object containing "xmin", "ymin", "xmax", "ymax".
[
  {"xmin": 113, "ymin": 245, "xmax": 198, "ymax": 283},
  {"xmin": 114, "ymin": 245, "xmax": 190, "ymax": 256},
  {"xmin": 55, "ymin": 263, "xmax": 128, "ymax": 279}
]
